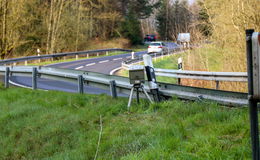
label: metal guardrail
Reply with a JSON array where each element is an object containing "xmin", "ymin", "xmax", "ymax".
[
  {"xmin": 0, "ymin": 48, "xmax": 132, "ymax": 65},
  {"xmin": 0, "ymin": 66, "xmax": 248, "ymax": 106},
  {"xmin": 122, "ymin": 52, "xmax": 247, "ymax": 89},
  {"xmin": 0, "ymin": 47, "xmax": 248, "ymax": 107},
  {"xmin": 154, "ymin": 69, "xmax": 247, "ymax": 82}
]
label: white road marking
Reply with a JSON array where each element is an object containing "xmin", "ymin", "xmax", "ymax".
[
  {"xmin": 113, "ymin": 58, "xmax": 122, "ymax": 61},
  {"xmin": 9, "ymin": 80, "xmax": 48, "ymax": 91},
  {"xmin": 75, "ymin": 66, "xmax": 84, "ymax": 70},
  {"xmin": 86, "ymin": 63, "xmax": 96, "ymax": 67},
  {"xmin": 110, "ymin": 67, "xmax": 122, "ymax": 75},
  {"xmin": 99, "ymin": 60, "xmax": 109, "ymax": 63}
]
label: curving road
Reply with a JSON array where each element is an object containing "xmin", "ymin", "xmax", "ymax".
[
  {"xmin": 10, "ymin": 42, "xmax": 179, "ymax": 94},
  {"xmin": 47, "ymin": 51, "xmax": 147, "ymax": 74}
]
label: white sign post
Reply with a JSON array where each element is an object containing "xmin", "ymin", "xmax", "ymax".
[
  {"xmin": 37, "ymin": 49, "xmax": 41, "ymax": 63},
  {"xmin": 246, "ymin": 29, "xmax": 260, "ymax": 160},
  {"xmin": 178, "ymin": 57, "xmax": 183, "ymax": 70},
  {"xmin": 143, "ymin": 54, "xmax": 161, "ymax": 102},
  {"xmin": 131, "ymin": 52, "xmax": 135, "ymax": 59},
  {"xmin": 252, "ymin": 32, "xmax": 260, "ymax": 99}
]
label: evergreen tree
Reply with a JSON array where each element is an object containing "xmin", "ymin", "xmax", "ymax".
[
  {"xmin": 120, "ymin": 10, "xmax": 142, "ymax": 45},
  {"xmin": 197, "ymin": 0, "xmax": 212, "ymax": 37},
  {"xmin": 156, "ymin": 0, "xmax": 192, "ymax": 41}
]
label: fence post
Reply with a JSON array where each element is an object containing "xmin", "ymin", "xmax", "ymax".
[
  {"xmin": 106, "ymin": 51, "xmax": 109, "ymax": 56},
  {"xmin": 76, "ymin": 54, "xmax": 79, "ymax": 60},
  {"xmin": 78, "ymin": 75, "xmax": 84, "ymax": 94},
  {"xmin": 109, "ymin": 80, "xmax": 117, "ymax": 98},
  {"xmin": 87, "ymin": 54, "xmax": 89, "ymax": 58},
  {"xmin": 32, "ymin": 67, "xmax": 37, "ymax": 90},
  {"xmin": 5, "ymin": 67, "xmax": 10, "ymax": 88}
]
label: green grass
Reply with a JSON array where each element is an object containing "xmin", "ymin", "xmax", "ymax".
[{"xmin": 0, "ymin": 86, "xmax": 251, "ymax": 159}]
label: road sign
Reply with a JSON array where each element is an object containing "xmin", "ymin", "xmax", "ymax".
[{"xmin": 252, "ymin": 32, "xmax": 260, "ymax": 99}]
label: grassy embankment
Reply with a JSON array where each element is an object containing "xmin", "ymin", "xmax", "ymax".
[
  {"xmin": 0, "ymin": 86, "xmax": 251, "ymax": 159},
  {"xmin": 118, "ymin": 44, "xmax": 247, "ymax": 92}
]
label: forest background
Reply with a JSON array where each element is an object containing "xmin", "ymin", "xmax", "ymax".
[{"xmin": 0, "ymin": 0, "xmax": 259, "ymax": 67}]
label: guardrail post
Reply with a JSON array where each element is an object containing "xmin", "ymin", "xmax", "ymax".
[
  {"xmin": 5, "ymin": 67, "xmax": 10, "ymax": 88},
  {"xmin": 246, "ymin": 29, "xmax": 259, "ymax": 160},
  {"xmin": 87, "ymin": 54, "xmax": 89, "ymax": 58},
  {"xmin": 97, "ymin": 53, "xmax": 99, "ymax": 57},
  {"xmin": 25, "ymin": 60, "xmax": 28, "ymax": 66},
  {"xmin": 109, "ymin": 80, "xmax": 117, "ymax": 98},
  {"xmin": 78, "ymin": 75, "xmax": 84, "ymax": 94},
  {"xmin": 32, "ymin": 67, "xmax": 37, "ymax": 90},
  {"xmin": 76, "ymin": 54, "xmax": 79, "ymax": 60},
  {"xmin": 106, "ymin": 51, "xmax": 109, "ymax": 56},
  {"xmin": 215, "ymin": 81, "xmax": 220, "ymax": 90}
]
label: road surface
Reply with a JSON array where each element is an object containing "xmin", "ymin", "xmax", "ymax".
[{"xmin": 10, "ymin": 43, "xmax": 179, "ymax": 94}]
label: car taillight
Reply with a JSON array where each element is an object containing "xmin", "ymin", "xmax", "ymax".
[
  {"xmin": 148, "ymin": 46, "xmax": 151, "ymax": 48},
  {"xmin": 158, "ymin": 46, "xmax": 162, "ymax": 48}
]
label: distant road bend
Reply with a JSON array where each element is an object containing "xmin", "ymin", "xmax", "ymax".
[{"xmin": 10, "ymin": 42, "xmax": 180, "ymax": 94}]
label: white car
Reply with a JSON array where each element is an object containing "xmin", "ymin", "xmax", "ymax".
[{"xmin": 147, "ymin": 42, "xmax": 167, "ymax": 54}]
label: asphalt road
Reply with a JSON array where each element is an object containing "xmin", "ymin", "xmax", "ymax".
[
  {"xmin": 9, "ymin": 42, "xmax": 179, "ymax": 94},
  {"xmin": 47, "ymin": 51, "xmax": 147, "ymax": 74}
]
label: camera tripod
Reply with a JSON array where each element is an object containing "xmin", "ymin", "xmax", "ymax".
[{"xmin": 127, "ymin": 83, "xmax": 153, "ymax": 109}]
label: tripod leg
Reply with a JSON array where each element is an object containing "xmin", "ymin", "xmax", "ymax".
[
  {"xmin": 142, "ymin": 87, "xmax": 153, "ymax": 103},
  {"xmin": 136, "ymin": 87, "xmax": 140, "ymax": 104},
  {"xmin": 127, "ymin": 87, "xmax": 135, "ymax": 109}
]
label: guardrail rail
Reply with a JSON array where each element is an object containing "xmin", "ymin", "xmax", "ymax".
[
  {"xmin": 0, "ymin": 66, "xmax": 248, "ymax": 106},
  {"xmin": 122, "ymin": 53, "xmax": 247, "ymax": 90},
  {"xmin": 0, "ymin": 47, "xmax": 249, "ymax": 107},
  {"xmin": 0, "ymin": 48, "xmax": 132, "ymax": 65}
]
